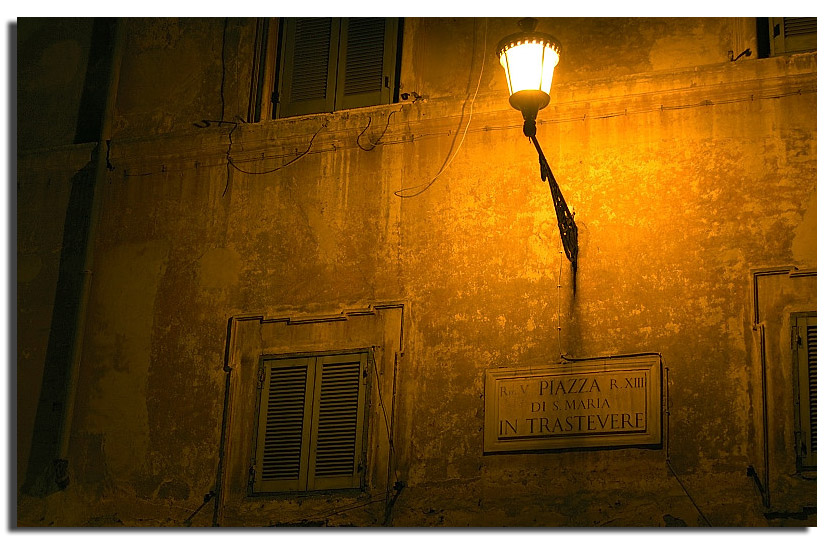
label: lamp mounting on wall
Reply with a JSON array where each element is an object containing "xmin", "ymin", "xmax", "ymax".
[{"xmin": 498, "ymin": 18, "xmax": 578, "ymax": 272}]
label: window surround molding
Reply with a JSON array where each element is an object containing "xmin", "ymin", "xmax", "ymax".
[
  {"xmin": 750, "ymin": 266, "xmax": 816, "ymax": 512},
  {"xmin": 215, "ymin": 302, "xmax": 406, "ymax": 526}
]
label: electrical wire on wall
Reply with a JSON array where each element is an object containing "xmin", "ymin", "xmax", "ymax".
[
  {"xmin": 194, "ymin": 19, "xmax": 328, "ymax": 197},
  {"xmin": 560, "ymin": 352, "xmax": 712, "ymax": 526},
  {"xmin": 370, "ymin": 347, "xmax": 405, "ymax": 526},
  {"xmin": 357, "ymin": 108, "xmax": 403, "ymax": 152},
  {"xmin": 371, "ymin": 349, "xmax": 401, "ymax": 484},
  {"xmin": 227, "ymin": 121, "xmax": 328, "ymax": 176},
  {"xmin": 394, "ymin": 18, "xmax": 487, "ymax": 198},
  {"xmin": 189, "ymin": 117, "xmax": 328, "ymax": 196},
  {"xmin": 662, "ymin": 362, "xmax": 712, "ymax": 527},
  {"xmin": 268, "ymin": 490, "xmax": 392, "ymax": 526}
]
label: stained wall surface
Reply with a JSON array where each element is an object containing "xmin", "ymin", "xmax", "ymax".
[{"xmin": 17, "ymin": 17, "xmax": 816, "ymax": 527}]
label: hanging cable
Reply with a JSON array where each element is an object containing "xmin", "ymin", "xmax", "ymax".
[
  {"xmin": 183, "ymin": 491, "xmax": 216, "ymax": 526},
  {"xmin": 269, "ymin": 490, "xmax": 391, "ymax": 526},
  {"xmin": 370, "ymin": 348, "xmax": 404, "ymax": 526},
  {"xmin": 560, "ymin": 352, "xmax": 712, "ymax": 526},
  {"xmin": 661, "ymin": 359, "xmax": 712, "ymax": 526},
  {"xmin": 372, "ymin": 354, "xmax": 400, "ymax": 482},
  {"xmin": 394, "ymin": 18, "xmax": 487, "ymax": 198},
  {"xmin": 666, "ymin": 461, "xmax": 712, "ymax": 526},
  {"xmin": 222, "ymin": 121, "xmax": 238, "ymax": 197},
  {"xmin": 227, "ymin": 121, "xmax": 328, "ymax": 175},
  {"xmin": 357, "ymin": 108, "xmax": 402, "ymax": 151}
]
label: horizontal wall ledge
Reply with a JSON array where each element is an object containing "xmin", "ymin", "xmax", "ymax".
[{"xmin": 65, "ymin": 53, "xmax": 815, "ymax": 176}]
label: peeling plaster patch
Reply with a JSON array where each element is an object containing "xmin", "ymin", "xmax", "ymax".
[
  {"xmin": 718, "ymin": 248, "xmax": 744, "ymax": 269},
  {"xmin": 526, "ymin": 318, "xmax": 536, "ymax": 332},
  {"xmin": 197, "ymin": 247, "xmax": 241, "ymax": 289},
  {"xmin": 305, "ymin": 203, "xmax": 340, "ymax": 266},
  {"xmin": 727, "ymin": 311, "xmax": 747, "ymax": 353},
  {"xmin": 131, "ymin": 18, "xmax": 185, "ymax": 50},
  {"xmin": 791, "ymin": 189, "xmax": 816, "ymax": 265},
  {"xmin": 157, "ymin": 480, "xmax": 190, "ymax": 501}
]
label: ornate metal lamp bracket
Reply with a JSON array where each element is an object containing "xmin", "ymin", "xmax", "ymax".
[{"xmin": 530, "ymin": 135, "xmax": 578, "ymax": 272}]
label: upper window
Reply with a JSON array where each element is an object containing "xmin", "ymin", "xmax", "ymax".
[
  {"xmin": 252, "ymin": 352, "xmax": 370, "ymax": 493},
  {"xmin": 251, "ymin": 18, "xmax": 400, "ymax": 121},
  {"xmin": 793, "ymin": 312, "xmax": 816, "ymax": 471},
  {"xmin": 768, "ymin": 17, "xmax": 817, "ymax": 55}
]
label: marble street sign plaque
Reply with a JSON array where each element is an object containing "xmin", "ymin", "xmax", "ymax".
[{"xmin": 484, "ymin": 356, "xmax": 662, "ymax": 453}]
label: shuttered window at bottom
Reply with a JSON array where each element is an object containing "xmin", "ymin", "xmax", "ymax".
[
  {"xmin": 794, "ymin": 313, "xmax": 816, "ymax": 470},
  {"xmin": 253, "ymin": 353, "xmax": 369, "ymax": 493}
]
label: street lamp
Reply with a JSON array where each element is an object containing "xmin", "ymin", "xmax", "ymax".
[
  {"xmin": 497, "ymin": 18, "xmax": 578, "ymax": 271},
  {"xmin": 496, "ymin": 17, "xmax": 561, "ymax": 138}
]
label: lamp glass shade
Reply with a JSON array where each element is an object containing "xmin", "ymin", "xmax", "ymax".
[{"xmin": 498, "ymin": 40, "xmax": 560, "ymax": 98}]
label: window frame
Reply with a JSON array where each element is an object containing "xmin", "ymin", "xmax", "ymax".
[
  {"xmin": 250, "ymin": 350, "xmax": 372, "ymax": 495},
  {"xmin": 792, "ymin": 312, "xmax": 816, "ymax": 471}
]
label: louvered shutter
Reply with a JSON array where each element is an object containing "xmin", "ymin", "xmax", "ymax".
[
  {"xmin": 796, "ymin": 314, "xmax": 816, "ymax": 469},
  {"xmin": 254, "ymin": 358, "xmax": 315, "ymax": 492},
  {"xmin": 308, "ymin": 353, "xmax": 368, "ymax": 490},
  {"xmin": 279, "ymin": 18, "xmax": 340, "ymax": 117},
  {"xmin": 770, "ymin": 17, "xmax": 817, "ymax": 55},
  {"xmin": 335, "ymin": 18, "xmax": 398, "ymax": 111}
]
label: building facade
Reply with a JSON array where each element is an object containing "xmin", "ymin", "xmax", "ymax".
[{"xmin": 17, "ymin": 17, "xmax": 816, "ymax": 526}]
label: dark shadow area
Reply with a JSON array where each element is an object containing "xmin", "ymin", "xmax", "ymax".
[
  {"xmin": 21, "ymin": 18, "xmax": 117, "ymax": 501},
  {"xmin": 73, "ymin": 18, "xmax": 117, "ymax": 145},
  {"xmin": 20, "ymin": 160, "xmax": 96, "ymax": 498},
  {"xmin": 756, "ymin": 17, "xmax": 771, "ymax": 59},
  {"xmin": 8, "ymin": 20, "xmax": 19, "ymax": 529}
]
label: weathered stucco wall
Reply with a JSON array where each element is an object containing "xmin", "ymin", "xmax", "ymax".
[
  {"xmin": 112, "ymin": 18, "xmax": 255, "ymax": 139},
  {"xmin": 17, "ymin": 17, "xmax": 816, "ymax": 527}
]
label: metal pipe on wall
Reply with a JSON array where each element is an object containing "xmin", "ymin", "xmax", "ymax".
[{"xmin": 56, "ymin": 19, "xmax": 126, "ymax": 470}]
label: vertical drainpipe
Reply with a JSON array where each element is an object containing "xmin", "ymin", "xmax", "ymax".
[{"xmin": 55, "ymin": 19, "xmax": 126, "ymax": 469}]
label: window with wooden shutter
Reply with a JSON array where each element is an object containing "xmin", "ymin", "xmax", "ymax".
[
  {"xmin": 271, "ymin": 17, "xmax": 399, "ymax": 119},
  {"xmin": 769, "ymin": 17, "xmax": 817, "ymax": 55},
  {"xmin": 793, "ymin": 313, "xmax": 816, "ymax": 470},
  {"xmin": 253, "ymin": 352, "xmax": 369, "ymax": 493},
  {"xmin": 335, "ymin": 18, "xmax": 399, "ymax": 111}
]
